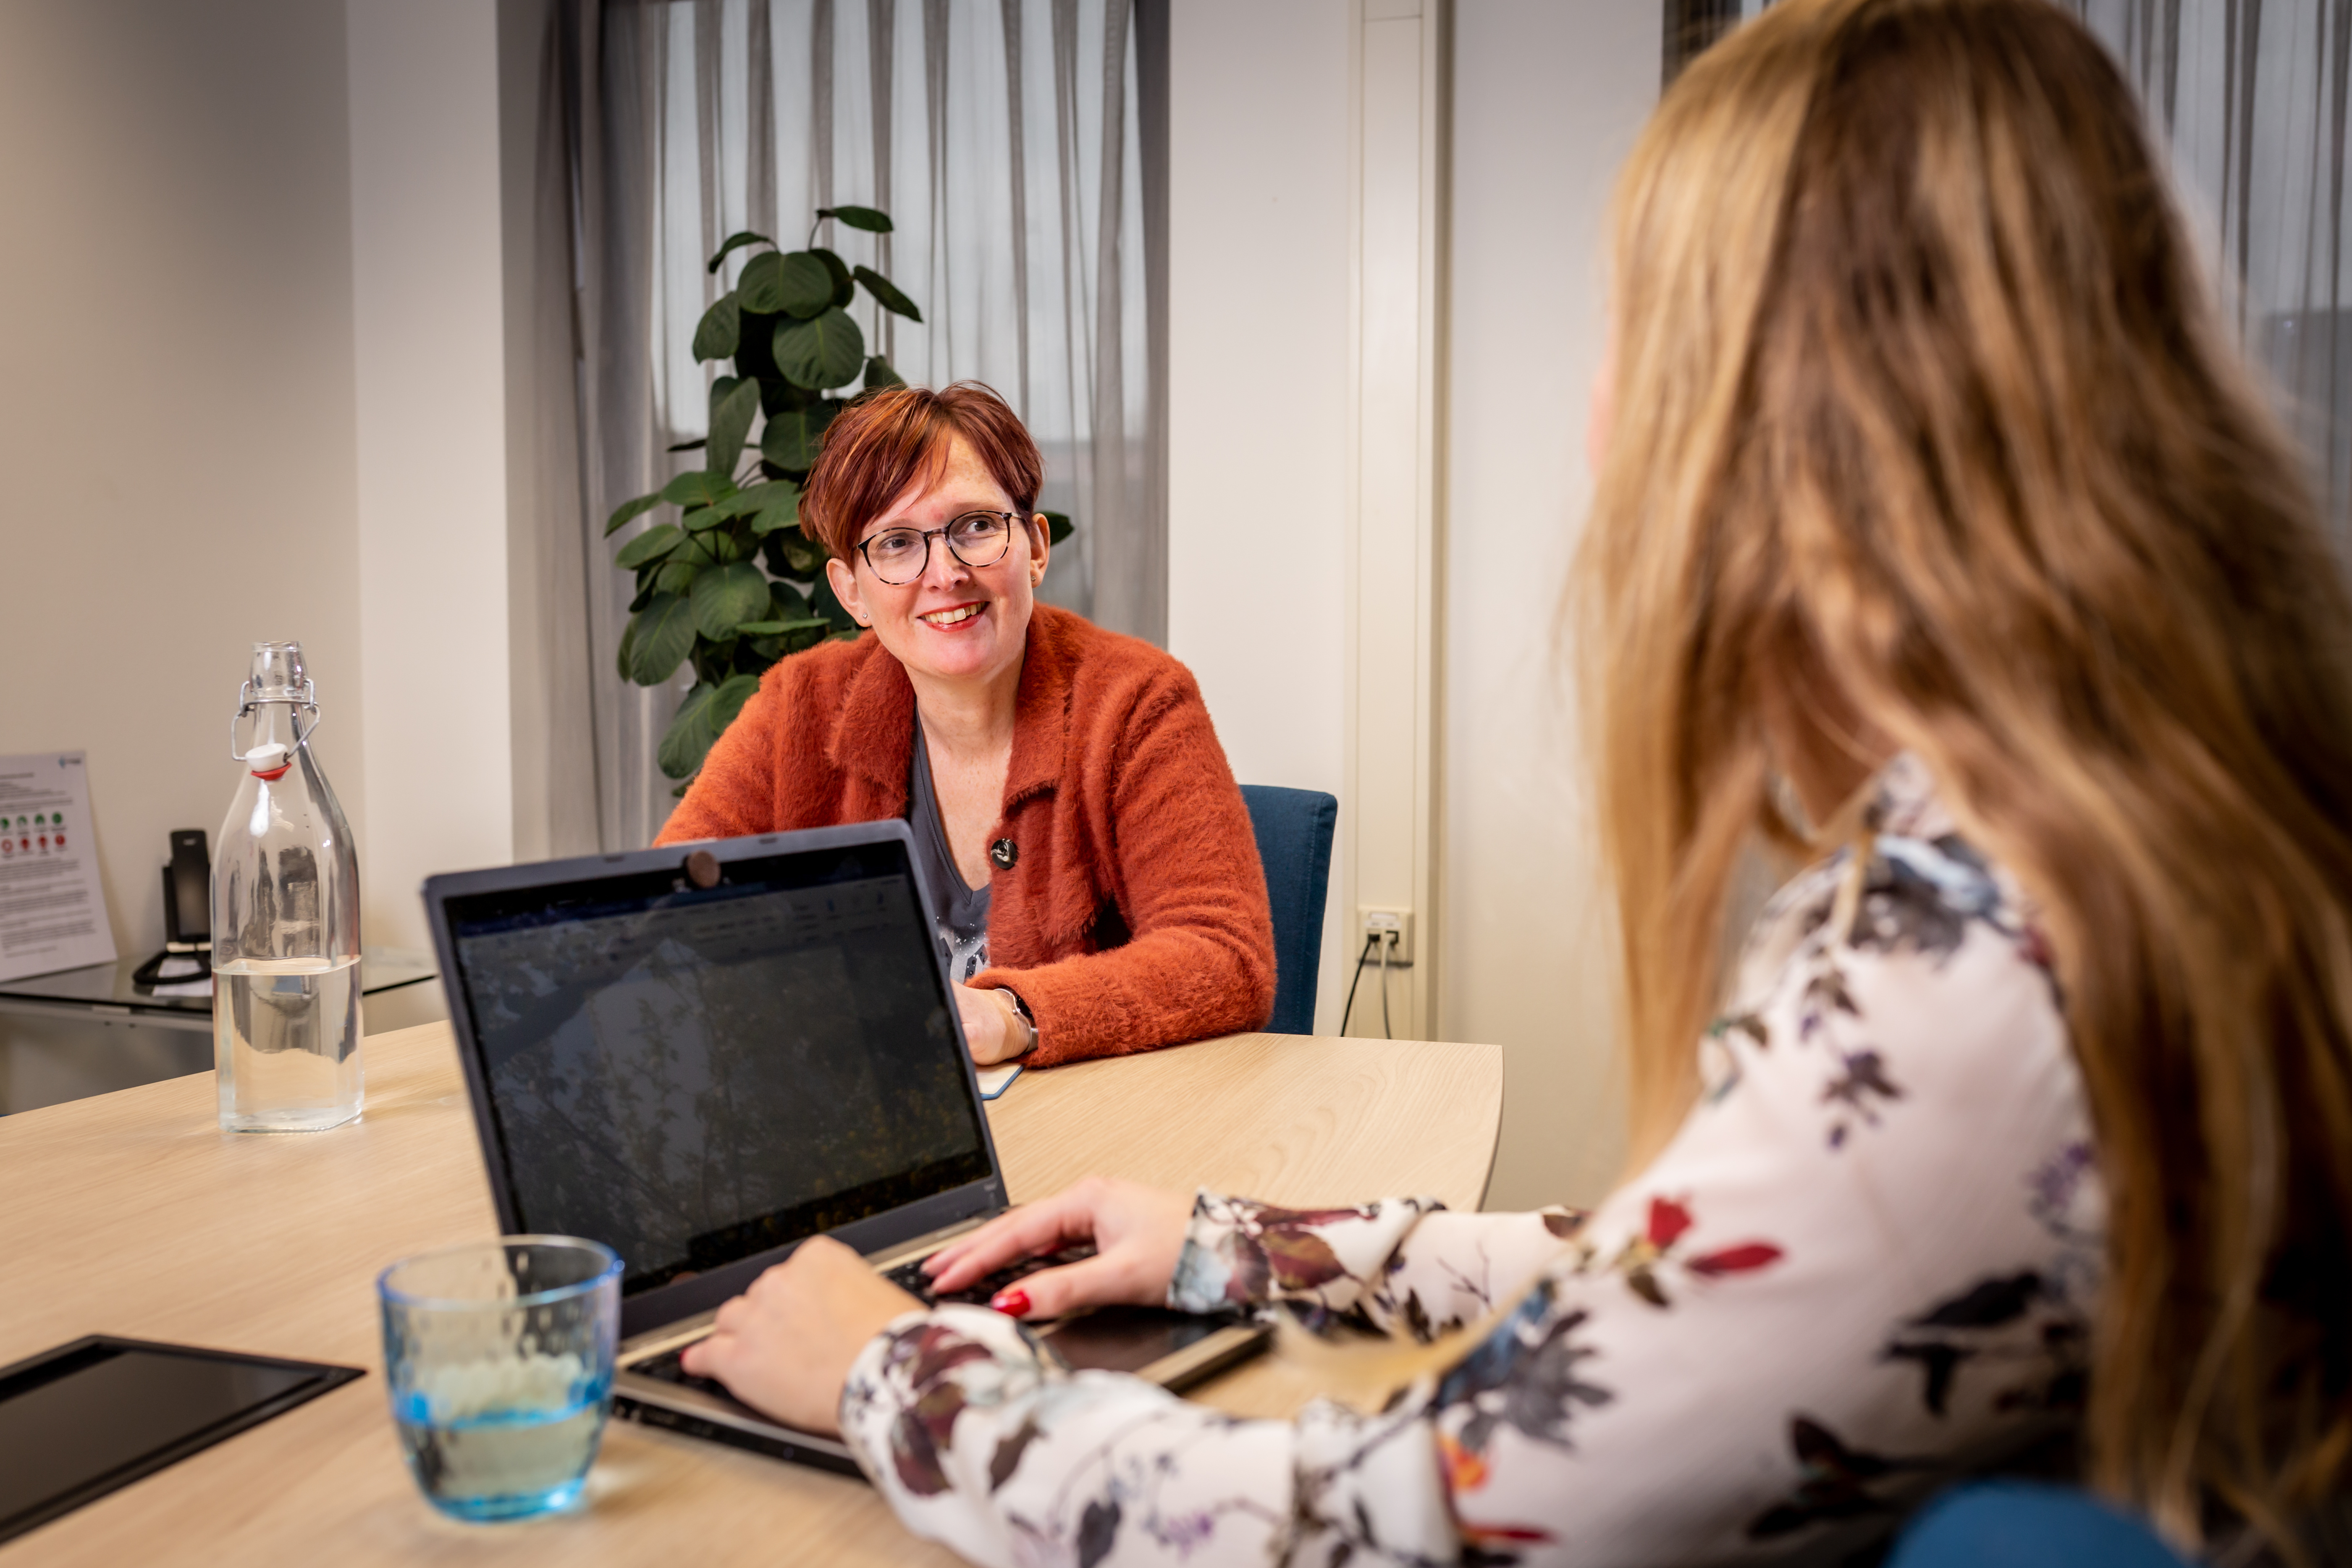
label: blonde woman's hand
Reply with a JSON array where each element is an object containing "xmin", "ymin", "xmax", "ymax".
[
  {"xmin": 681, "ymin": 1236, "xmax": 918, "ymax": 1435},
  {"xmin": 923, "ymin": 1176, "xmax": 1193, "ymax": 1319}
]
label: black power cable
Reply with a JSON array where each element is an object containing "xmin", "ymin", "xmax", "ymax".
[{"xmin": 1337, "ymin": 932, "xmax": 1380, "ymax": 1036}]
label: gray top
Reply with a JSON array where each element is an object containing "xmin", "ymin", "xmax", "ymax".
[{"xmin": 908, "ymin": 724, "xmax": 991, "ymax": 984}]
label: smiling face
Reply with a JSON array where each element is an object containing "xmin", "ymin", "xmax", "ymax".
[{"xmin": 825, "ymin": 433, "xmax": 1051, "ymax": 692}]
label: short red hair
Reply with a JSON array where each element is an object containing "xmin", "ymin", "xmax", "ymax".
[{"xmin": 798, "ymin": 382, "xmax": 1044, "ymax": 559}]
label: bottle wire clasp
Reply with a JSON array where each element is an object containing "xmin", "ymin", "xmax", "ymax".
[{"xmin": 228, "ymin": 678, "xmax": 323, "ymax": 777}]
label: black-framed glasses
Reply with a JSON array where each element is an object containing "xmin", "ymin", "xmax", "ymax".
[{"xmin": 854, "ymin": 510, "xmax": 1020, "ymax": 585}]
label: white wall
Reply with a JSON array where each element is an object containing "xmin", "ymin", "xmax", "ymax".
[
  {"xmin": 0, "ymin": 0, "xmax": 364, "ymax": 962},
  {"xmin": 1166, "ymin": 0, "xmax": 1360, "ymax": 1032},
  {"xmin": 347, "ymin": 0, "xmax": 516, "ymax": 951},
  {"xmin": 0, "ymin": 0, "xmax": 515, "ymax": 993},
  {"xmin": 1442, "ymin": 2, "xmax": 1658, "ymax": 1209}
]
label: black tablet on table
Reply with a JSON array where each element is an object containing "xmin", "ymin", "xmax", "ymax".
[{"xmin": 0, "ymin": 1335, "xmax": 362, "ymax": 1545}]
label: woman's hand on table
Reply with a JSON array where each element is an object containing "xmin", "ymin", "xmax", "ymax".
[
  {"xmin": 923, "ymin": 1176, "xmax": 1193, "ymax": 1319},
  {"xmin": 681, "ymin": 1236, "xmax": 918, "ymax": 1436},
  {"xmin": 955, "ymin": 983, "xmax": 1033, "ymax": 1065}
]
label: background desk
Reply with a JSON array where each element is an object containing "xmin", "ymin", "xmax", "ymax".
[
  {"xmin": 0, "ymin": 1022, "xmax": 1501, "ymax": 1565},
  {"xmin": 0, "ymin": 949, "xmax": 439, "ymax": 1116}
]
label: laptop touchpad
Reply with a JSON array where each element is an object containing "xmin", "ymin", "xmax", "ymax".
[{"xmin": 1045, "ymin": 1308, "xmax": 1244, "ymax": 1377}]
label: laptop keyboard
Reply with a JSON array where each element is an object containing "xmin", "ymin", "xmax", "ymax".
[
  {"xmin": 881, "ymin": 1242, "xmax": 1098, "ymax": 1308},
  {"xmin": 628, "ymin": 1243, "xmax": 1101, "ymax": 1400}
]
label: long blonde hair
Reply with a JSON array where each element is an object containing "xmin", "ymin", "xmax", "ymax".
[{"xmin": 1583, "ymin": 0, "xmax": 2352, "ymax": 1545}]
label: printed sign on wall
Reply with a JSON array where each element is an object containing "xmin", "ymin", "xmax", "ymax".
[{"xmin": 0, "ymin": 752, "xmax": 118, "ymax": 983}]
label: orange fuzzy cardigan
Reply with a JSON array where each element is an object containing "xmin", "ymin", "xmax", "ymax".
[{"xmin": 654, "ymin": 604, "xmax": 1276, "ymax": 1065}]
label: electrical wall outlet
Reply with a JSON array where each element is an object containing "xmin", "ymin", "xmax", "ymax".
[{"xmin": 1360, "ymin": 906, "xmax": 1414, "ymax": 966}]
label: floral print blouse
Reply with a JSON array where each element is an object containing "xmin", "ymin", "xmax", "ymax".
[{"xmin": 838, "ymin": 755, "xmax": 2101, "ymax": 1565}]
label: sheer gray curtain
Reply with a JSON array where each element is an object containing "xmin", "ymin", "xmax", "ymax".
[
  {"xmin": 1668, "ymin": 0, "xmax": 2352, "ymax": 552},
  {"xmin": 541, "ymin": 0, "xmax": 1166, "ymax": 852},
  {"xmin": 2069, "ymin": 2, "xmax": 2352, "ymax": 553}
]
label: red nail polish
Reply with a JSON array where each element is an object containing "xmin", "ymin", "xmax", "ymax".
[{"xmin": 991, "ymin": 1287, "xmax": 1031, "ymax": 1318}]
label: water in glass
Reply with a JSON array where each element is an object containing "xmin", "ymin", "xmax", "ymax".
[
  {"xmin": 214, "ymin": 954, "xmax": 362, "ymax": 1131},
  {"xmin": 379, "ymin": 1238, "xmax": 621, "ymax": 1522}
]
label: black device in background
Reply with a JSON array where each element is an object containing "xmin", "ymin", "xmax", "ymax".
[
  {"xmin": 0, "ymin": 1335, "xmax": 362, "ymax": 1545},
  {"xmin": 131, "ymin": 830, "xmax": 211, "ymax": 989},
  {"xmin": 165, "ymin": 830, "xmax": 209, "ymax": 946}
]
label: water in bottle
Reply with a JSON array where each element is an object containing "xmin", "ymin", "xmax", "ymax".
[{"xmin": 213, "ymin": 642, "xmax": 364, "ymax": 1131}]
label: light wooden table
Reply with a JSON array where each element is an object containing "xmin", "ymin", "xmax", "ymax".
[{"xmin": 0, "ymin": 1022, "xmax": 1500, "ymax": 1564}]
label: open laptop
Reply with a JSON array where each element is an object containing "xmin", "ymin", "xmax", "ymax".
[{"xmin": 420, "ymin": 821, "xmax": 1266, "ymax": 1476}]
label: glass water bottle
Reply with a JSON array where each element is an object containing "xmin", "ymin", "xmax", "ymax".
[{"xmin": 212, "ymin": 642, "xmax": 364, "ymax": 1131}]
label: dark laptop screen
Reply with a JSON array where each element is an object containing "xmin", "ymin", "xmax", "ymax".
[{"xmin": 441, "ymin": 840, "xmax": 991, "ymax": 1293}]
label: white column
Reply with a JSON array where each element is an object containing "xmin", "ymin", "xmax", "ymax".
[
  {"xmin": 347, "ymin": 0, "xmax": 514, "ymax": 950},
  {"xmin": 1343, "ymin": 0, "xmax": 1448, "ymax": 1038}
]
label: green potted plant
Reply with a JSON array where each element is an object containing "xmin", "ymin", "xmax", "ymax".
[{"xmin": 603, "ymin": 203, "xmax": 1070, "ymax": 789}]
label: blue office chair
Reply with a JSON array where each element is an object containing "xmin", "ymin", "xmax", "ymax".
[
  {"xmin": 1890, "ymin": 1483, "xmax": 2191, "ymax": 1568},
  {"xmin": 1238, "ymin": 785, "xmax": 1339, "ymax": 1035}
]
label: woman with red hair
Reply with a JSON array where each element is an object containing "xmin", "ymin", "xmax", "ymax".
[{"xmin": 656, "ymin": 381, "xmax": 1274, "ymax": 1066}]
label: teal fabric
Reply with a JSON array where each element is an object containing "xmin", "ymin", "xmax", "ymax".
[
  {"xmin": 1238, "ymin": 786, "xmax": 1337, "ymax": 1035},
  {"xmin": 1893, "ymin": 1484, "xmax": 2189, "ymax": 1568}
]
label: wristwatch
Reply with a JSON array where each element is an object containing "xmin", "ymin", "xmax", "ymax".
[{"xmin": 996, "ymin": 988, "xmax": 1040, "ymax": 1057}]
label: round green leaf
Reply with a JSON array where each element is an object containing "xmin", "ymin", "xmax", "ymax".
[
  {"xmin": 740, "ymin": 251, "xmax": 834, "ymax": 318},
  {"xmin": 863, "ymin": 354, "xmax": 905, "ymax": 391},
  {"xmin": 1042, "ymin": 510, "xmax": 1074, "ymax": 545},
  {"xmin": 760, "ymin": 403, "xmax": 839, "ymax": 472},
  {"xmin": 740, "ymin": 480, "xmax": 802, "ymax": 535},
  {"xmin": 810, "ymin": 246, "xmax": 856, "ymax": 308},
  {"xmin": 614, "ymin": 616, "xmax": 638, "ymax": 679},
  {"xmin": 708, "ymin": 672, "xmax": 762, "ymax": 732},
  {"xmin": 734, "ymin": 252, "xmax": 783, "ymax": 312},
  {"xmin": 654, "ymin": 558, "xmax": 702, "ymax": 595},
  {"xmin": 773, "ymin": 308, "xmax": 865, "ymax": 390},
  {"xmin": 819, "ymin": 205, "xmax": 893, "ymax": 233},
  {"xmin": 626, "ymin": 594, "xmax": 696, "ymax": 685},
  {"xmin": 705, "ymin": 230, "xmax": 772, "ymax": 274},
  {"xmin": 660, "ymin": 470, "xmax": 737, "ymax": 509},
  {"xmin": 706, "ymin": 377, "xmax": 762, "ymax": 477},
  {"xmin": 692, "ymin": 294, "xmax": 742, "ymax": 362},
  {"xmin": 605, "ymin": 492, "xmax": 661, "ymax": 537},
  {"xmin": 657, "ymin": 684, "xmax": 717, "ymax": 778},
  {"xmin": 779, "ymin": 252, "xmax": 835, "ymax": 318},
  {"xmin": 614, "ymin": 522, "xmax": 685, "ymax": 569},
  {"xmin": 852, "ymin": 265, "xmax": 923, "ymax": 323},
  {"xmin": 691, "ymin": 562, "xmax": 771, "ymax": 640},
  {"xmin": 735, "ymin": 615, "xmax": 829, "ymax": 637}
]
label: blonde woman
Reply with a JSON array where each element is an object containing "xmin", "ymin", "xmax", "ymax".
[{"xmin": 682, "ymin": 0, "xmax": 2352, "ymax": 1560}]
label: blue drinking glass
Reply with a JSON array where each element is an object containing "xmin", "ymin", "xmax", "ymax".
[{"xmin": 378, "ymin": 1236, "xmax": 622, "ymax": 1521}]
